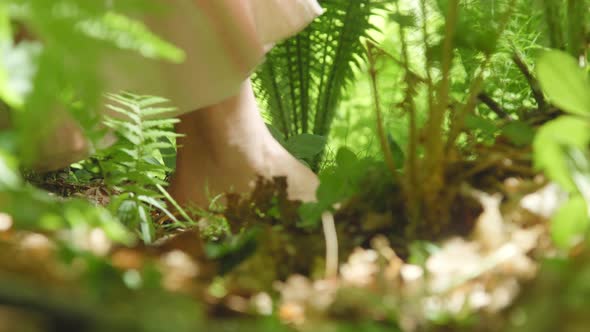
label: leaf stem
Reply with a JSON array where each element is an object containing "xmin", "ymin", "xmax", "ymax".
[{"xmin": 157, "ymin": 184, "xmax": 194, "ymax": 223}]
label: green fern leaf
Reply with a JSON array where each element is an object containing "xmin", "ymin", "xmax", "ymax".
[{"xmin": 254, "ymin": 0, "xmax": 383, "ymax": 165}]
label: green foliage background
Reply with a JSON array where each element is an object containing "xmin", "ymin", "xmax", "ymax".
[{"xmin": 1, "ymin": 0, "xmax": 590, "ymax": 330}]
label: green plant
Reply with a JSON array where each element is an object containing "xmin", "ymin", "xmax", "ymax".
[
  {"xmin": 299, "ymin": 147, "xmax": 376, "ymax": 225},
  {"xmin": 539, "ymin": 0, "xmax": 588, "ymax": 58},
  {"xmin": 0, "ymin": 0, "xmax": 189, "ymax": 240},
  {"xmin": 267, "ymin": 124, "xmax": 327, "ymax": 167},
  {"xmin": 0, "ymin": 149, "xmax": 133, "ymax": 245},
  {"xmin": 0, "ymin": 0, "xmax": 184, "ymax": 166},
  {"xmin": 332, "ymin": 0, "xmax": 519, "ymax": 233},
  {"xmin": 534, "ymin": 50, "xmax": 590, "ymax": 249},
  {"xmin": 295, "ymin": 0, "xmax": 527, "ymax": 235},
  {"xmin": 98, "ymin": 92, "xmax": 189, "ymax": 243},
  {"xmin": 254, "ymin": 0, "xmax": 383, "ymax": 169}
]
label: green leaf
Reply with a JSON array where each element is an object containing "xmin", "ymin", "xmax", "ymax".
[
  {"xmin": 551, "ymin": 195, "xmax": 589, "ymax": 249},
  {"xmin": 299, "ymin": 147, "xmax": 370, "ymax": 227},
  {"xmin": 0, "ymin": 4, "xmax": 10, "ymax": 41},
  {"xmin": 0, "ymin": 41, "xmax": 42, "ymax": 108},
  {"xmin": 534, "ymin": 116, "xmax": 590, "ymax": 192},
  {"xmin": 77, "ymin": 12, "xmax": 185, "ymax": 62},
  {"xmin": 284, "ymin": 134, "xmax": 327, "ymax": 161},
  {"xmin": 465, "ymin": 113, "xmax": 497, "ymax": 137},
  {"xmin": 138, "ymin": 195, "xmax": 178, "ymax": 223},
  {"xmin": 266, "ymin": 123, "xmax": 286, "ymax": 146},
  {"xmin": 389, "ymin": 12, "xmax": 416, "ymax": 27},
  {"xmin": 138, "ymin": 203, "xmax": 155, "ymax": 244},
  {"xmin": 0, "ymin": 149, "xmax": 22, "ymax": 189},
  {"xmin": 205, "ymin": 228, "xmax": 260, "ymax": 274},
  {"xmin": 536, "ymin": 50, "xmax": 590, "ymax": 116},
  {"xmin": 502, "ymin": 121, "xmax": 535, "ymax": 146},
  {"xmin": 113, "ymin": 198, "xmax": 140, "ymax": 227},
  {"xmin": 336, "ymin": 147, "xmax": 359, "ymax": 171},
  {"xmin": 387, "ymin": 134, "xmax": 405, "ymax": 169},
  {"xmin": 142, "ymin": 118, "xmax": 180, "ymax": 129},
  {"xmin": 566, "ymin": 147, "xmax": 590, "ymax": 203},
  {"xmin": 298, "ymin": 203, "xmax": 328, "ymax": 227}
]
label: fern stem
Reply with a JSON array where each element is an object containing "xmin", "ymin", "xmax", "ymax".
[
  {"xmin": 542, "ymin": 0, "xmax": 564, "ymax": 49},
  {"xmin": 313, "ymin": 19, "xmax": 336, "ymax": 134},
  {"xmin": 367, "ymin": 42, "xmax": 398, "ymax": 180},
  {"xmin": 296, "ymin": 35, "xmax": 310, "ymax": 133},
  {"xmin": 429, "ymin": 0, "xmax": 458, "ymax": 154},
  {"xmin": 422, "ymin": 0, "xmax": 459, "ymax": 201},
  {"xmin": 420, "ymin": 0, "xmax": 434, "ymax": 115},
  {"xmin": 445, "ymin": 65, "xmax": 488, "ymax": 151},
  {"xmin": 286, "ymin": 42, "xmax": 300, "ymax": 133},
  {"xmin": 396, "ymin": 1, "xmax": 420, "ymax": 225},
  {"xmin": 412, "ymin": 0, "xmax": 459, "ymax": 230},
  {"xmin": 265, "ymin": 59, "xmax": 290, "ymax": 138},
  {"xmin": 566, "ymin": 0, "xmax": 586, "ymax": 61}
]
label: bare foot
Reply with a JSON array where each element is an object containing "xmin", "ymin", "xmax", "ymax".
[
  {"xmin": 28, "ymin": 80, "xmax": 319, "ymax": 207},
  {"xmin": 168, "ymin": 80, "xmax": 319, "ymax": 207},
  {"xmin": 30, "ymin": 111, "xmax": 90, "ymax": 172}
]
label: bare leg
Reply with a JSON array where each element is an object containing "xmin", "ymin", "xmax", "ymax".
[
  {"xmin": 168, "ymin": 80, "xmax": 318, "ymax": 206},
  {"xmin": 32, "ymin": 80, "xmax": 318, "ymax": 207}
]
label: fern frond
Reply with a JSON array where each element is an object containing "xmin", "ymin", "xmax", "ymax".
[
  {"xmin": 100, "ymin": 92, "xmax": 182, "ymax": 243},
  {"xmin": 254, "ymin": 0, "xmax": 383, "ymax": 143},
  {"xmin": 313, "ymin": 0, "xmax": 381, "ymax": 136},
  {"xmin": 541, "ymin": 0, "xmax": 565, "ymax": 49}
]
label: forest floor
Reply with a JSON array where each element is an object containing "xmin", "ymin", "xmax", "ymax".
[{"xmin": 0, "ymin": 141, "xmax": 586, "ymax": 332}]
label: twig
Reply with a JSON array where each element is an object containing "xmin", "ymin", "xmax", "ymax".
[
  {"xmin": 512, "ymin": 52, "xmax": 546, "ymax": 111},
  {"xmin": 477, "ymin": 92, "xmax": 511, "ymax": 119}
]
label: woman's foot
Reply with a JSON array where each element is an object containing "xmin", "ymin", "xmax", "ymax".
[
  {"xmin": 30, "ymin": 113, "xmax": 90, "ymax": 172},
  {"xmin": 168, "ymin": 80, "xmax": 318, "ymax": 207},
  {"xmin": 29, "ymin": 80, "xmax": 319, "ymax": 207}
]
